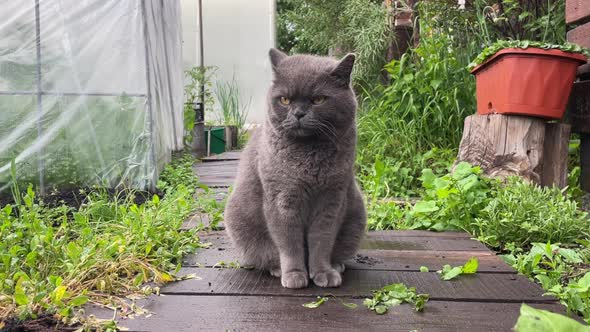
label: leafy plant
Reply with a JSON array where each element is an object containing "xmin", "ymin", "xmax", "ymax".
[
  {"xmin": 0, "ymin": 156, "xmax": 205, "ymax": 328},
  {"xmin": 503, "ymin": 242, "xmax": 590, "ymax": 323},
  {"xmin": 515, "ymin": 304, "xmax": 590, "ymax": 331},
  {"xmin": 438, "ymin": 257, "xmax": 479, "ymax": 281},
  {"xmin": 472, "ymin": 179, "xmax": 590, "ymax": 248},
  {"xmin": 408, "ymin": 162, "xmax": 492, "ymax": 232},
  {"xmin": 547, "ymin": 272, "xmax": 590, "ymax": 324},
  {"xmin": 277, "ymin": 0, "xmax": 390, "ymax": 87},
  {"xmin": 469, "ymin": 40, "xmax": 590, "ymax": 70},
  {"xmin": 184, "ymin": 66, "xmax": 217, "ymax": 143},
  {"xmin": 475, "ymin": 0, "xmax": 566, "ymax": 45},
  {"xmin": 215, "ymin": 77, "xmax": 251, "ymax": 148},
  {"xmin": 363, "ymin": 282, "xmax": 429, "ymax": 314}
]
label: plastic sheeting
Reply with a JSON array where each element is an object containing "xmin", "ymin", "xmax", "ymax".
[{"xmin": 0, "ymin": 0, "xmax": 183, "ymax": 192}]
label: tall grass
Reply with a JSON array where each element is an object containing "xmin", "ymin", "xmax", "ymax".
[
  {"xmin": 356, "ymin": 2, "xmax": 484, "ymax": 196},
  {"xmin": 215, "ymin": 78, "xmax": 251, "ymax": 147}
]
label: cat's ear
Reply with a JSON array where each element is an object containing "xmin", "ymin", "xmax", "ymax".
[
  {"xmin": 269, "ymin": 48, "xmax": 288, "ymax": 71},
  {"xmin": 330, "ymin": 53, "xmax": 355, "ymax": 87}
]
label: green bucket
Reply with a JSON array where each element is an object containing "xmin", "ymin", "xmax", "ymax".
[{"xmin": 205, "ymin": 126, "xmax": 226, "ymax": 155}]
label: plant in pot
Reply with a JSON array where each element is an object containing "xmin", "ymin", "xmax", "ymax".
[
  {"xmin": 468, "ymin": 0, "xmax": 590, "ymax": 119},
  {"xmin": 214, "ymin": 77, "xmax": 251, "ymax": 152},
  {"xmin": 183, "ymin": 66, "xmax": 216, "ymax": 146}
]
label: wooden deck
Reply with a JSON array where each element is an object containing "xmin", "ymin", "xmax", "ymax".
[{"xmin": 91, "ymin": 151, "xmax": 571, "ymax": 331}]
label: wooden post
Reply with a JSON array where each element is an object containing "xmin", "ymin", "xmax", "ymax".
[
  {"xmin": 456, "ymin": 114, "xmax": 570, "ymax": 188},
  {"xmin": 541, "ymin": 123, "xmax": 571, "ymax": 188},
  {"xmin": 566, "ymin": 0, "xmax": 590, "ymax": 190}
]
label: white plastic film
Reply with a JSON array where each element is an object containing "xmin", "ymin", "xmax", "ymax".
[{"xmin": 0, "ymin": 0, "xmax": 183, "ymax": 192}]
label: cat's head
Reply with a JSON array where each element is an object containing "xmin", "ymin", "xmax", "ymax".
[{"xmin": 267, "ymin": 48, "xmax": 357, "ymax": 139}]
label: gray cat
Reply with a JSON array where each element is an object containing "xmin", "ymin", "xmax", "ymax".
[{"xmin": 223, "ymin": 48, "xmax": 366, "ymax": 289}]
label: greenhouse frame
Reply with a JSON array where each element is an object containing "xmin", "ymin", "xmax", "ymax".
[{"xmin": 0, "ymin": 0, "xmax": 184, "ymax": 193}]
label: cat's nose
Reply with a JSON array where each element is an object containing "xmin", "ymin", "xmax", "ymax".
[{"xmin": 293, "ymin": 110, "xmax": 306, "ymax": 119}]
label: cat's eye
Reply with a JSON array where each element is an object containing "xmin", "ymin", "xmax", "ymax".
[
  {"xmin": 279, "ymin": 97, "xmax": 291, "ymax": 105},
  {"xmin": 312, "ymin": 96, "xmax": 326, "ymax": 105}
]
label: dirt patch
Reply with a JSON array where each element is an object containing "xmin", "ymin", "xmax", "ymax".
[
  {"xmin": 0, "ymin": 186, "xmax": 163, "ymax": 210},
  {"xmin": 2, "ymin": 315, "xmax": 78, "ymax": 332},
  {"xmin": 354, "ymin": 254, "xmax": 383, "ymax": 266}
]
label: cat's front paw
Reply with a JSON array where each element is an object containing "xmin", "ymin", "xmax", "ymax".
[
  {"xmin": 311, "ymin": 268, "xmax": 342, "ymax": 288},
  {"xmin": 270, "ymin": 267, "xmax": 281, "ymax": 278},
  {"xmin": 281, "ymin": 271, "xmax": 309, "ymax": 289},
  {"xmin": 332, "ymin": 262, "xmax": 346, "ymax": 273}
]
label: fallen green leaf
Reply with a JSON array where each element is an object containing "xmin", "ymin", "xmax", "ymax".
[
  {"xmin": 302, "ymin": 296, "xmax": 328, "ymax": 308},
  {"xmin": 514, "ymin": 304, "xmax": 590, "ymax": 332}
]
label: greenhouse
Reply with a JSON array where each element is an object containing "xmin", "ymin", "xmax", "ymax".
[
  {"xmin": 3, "ymin": 0, "xmax": 590, "ymax": 331},
  {"xmin": 0, "ymin": 0, "xmax": 183, "ymax": 192}
]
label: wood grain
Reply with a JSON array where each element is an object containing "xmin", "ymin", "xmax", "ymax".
[
  {"xmin": 541, "ymin": 123, "xmax": 571, "ymax": 188},
  {"xmin": 566, "ymin": 0, "xmax": 590, "ymax": 25},
  {"xmin": 200, "ymin": 150, "xmax": 242, "ymax": 162},
  {"xmin": 88, "ymin": 296, "xmax": 572, "ymax": 332},
  {"xmin": 184, "ymin": 248, "xmax": 514, "ymax": 273},
  {"xmin": 568, "ymin": 22, "xmax": 590, "ymax": 49},
  {"xmin": 456, "ymin": 114, "xmax": 546, "ymax": 184},
  {"xmin": 568, "ymin": 80, "xmax": 590, "ymax": 134},
  {"xmin": 185, "ymin": 231, "xmax": 512, "ymax": 272},
  {"xmin": 164, "ymin": 268, "xmax": 554, "ymax": 302},
  {"xmin": 194, "ymin": 230, "xmax": 489, "ymax": 252}
]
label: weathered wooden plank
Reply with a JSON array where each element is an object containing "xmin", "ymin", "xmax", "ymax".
[
  {"xmin": 194, "ymin": 160, "xmax": 238, "ymax": 187},
  {"xmin": 568, "ymin": 21, "xmax": 590, "ymax": 49},
  {"xmin": 568, "ymin": 80, "xmax": 590, "ymax": 133},
  {"xmin": 193, "ymin": 231, "xmax": 489, "ymax": 253},
  {"xmin": 184, "ymin": 248, "xmax": 514, "ymax": 273},
  {"xmin": 91, "ymin": 296, "xmax": 571, "ymax": 332},
  {"xmin": 581, "ymin": 134, "xmax": 590, "ymax": 191},
  {"xmin": 186, "ymin": 231, "xmax": 510, "ymax": 272},
  {"xmin": 361, "ymin": 232, "xmax": 488, "ymax": 251},
  {"xmin": 200, "ymin": 150, "xmax": 241, "ymax": 162},
  {"xmin": 567, "ymin": 0, "xmax": 590, "ymax": 25},
  {"xmin": 541, "ymin": 123, "xmax": 571, "ymax": 188},
  {"xmin": 364, "ymin": 230, "xmax": 473, "ymax": 238},
  {"xmin": 164, "ymin": 268, "xmax": 554, "ymax": 302}
]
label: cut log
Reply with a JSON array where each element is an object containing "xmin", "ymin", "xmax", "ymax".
[
  {"xmin": 542, "ymin": 123, "xmax": 571, "ymax": 188},
  {"xmin": 456, "ymin": 114, "xmax": 569, "ymax": 188},
  {"xmin": 456, "ymin": 114, "xmax": 545, "ymax": 183}
]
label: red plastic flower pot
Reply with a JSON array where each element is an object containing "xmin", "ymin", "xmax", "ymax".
[{"xmin": 471, "ymin": 48, "xmax": 588, "ymax": 120}]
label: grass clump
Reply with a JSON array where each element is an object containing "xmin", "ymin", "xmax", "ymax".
[
  {"xmin": 473, "ymin": 179, "xmax": 590, "ymax": 248},
  {"xmin": 394, "ymin": 163, "xmax": 590, "ymax": 251},
  {"xmin": 0, "ymin": 155, "xmax": 204, "ymax": 329}
]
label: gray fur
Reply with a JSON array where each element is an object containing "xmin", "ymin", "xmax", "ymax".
[{"xmin": 224, "ymin": 48, "xmax": 367, "ymax": 289}]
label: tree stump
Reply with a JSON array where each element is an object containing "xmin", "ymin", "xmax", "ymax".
[{"xmin": 456, "ymin": 114, "xmax": 570, "ymax": 188}]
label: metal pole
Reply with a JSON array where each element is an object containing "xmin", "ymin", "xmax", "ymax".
[
  {"xmin": 159, "ymin": 0, "xmax": 180, "ymax": 151},
  {"xmin": 198, "ymin": 0, "xmax": 205, "ymax": 111},
  {"xmin": 34, "ymin": 0, "xmax": 45, "ymax": 195},
  {"xmin": 190, "ymin": 0, "xmax": 206, "ymax": 158},
  {"xmin": 141, "ymin": 0, "xmax": 157, "ymax": 191}
]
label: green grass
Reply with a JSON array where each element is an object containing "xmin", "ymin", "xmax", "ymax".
[
  {"xmin": 0, "ymin": 154, "xmax": 208, "ymax": 330},
  {"xmin": 367, "ymin": 162, "xmax": 590, "ymax": 323}
]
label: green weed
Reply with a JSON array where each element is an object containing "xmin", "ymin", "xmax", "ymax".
[
  {"xmin": 503, "ymin": 243, "xmax": 590, "ymax": 323},
  {"xmin": 438, "ymin": 257, "xmax": 479, "ymax": 281},
  {"xmin": 363, "ymin": 282, "xmax": 429, "ymax": 314},
  {"xmin": 0, "ymin": 154, "xmax": 205, "ymax": 328}
]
